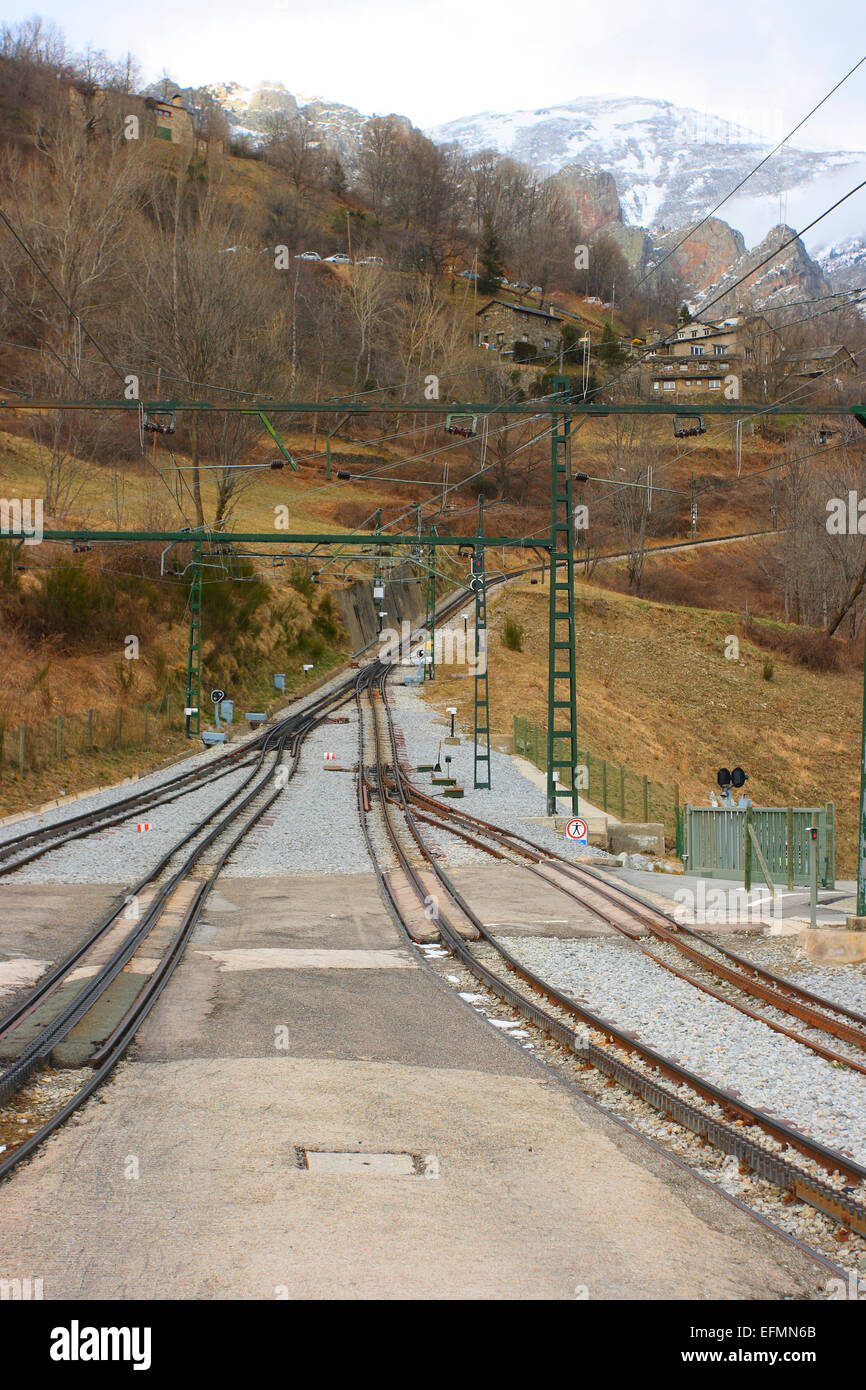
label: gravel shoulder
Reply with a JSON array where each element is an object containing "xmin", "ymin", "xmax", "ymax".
[{"xmin": 502, "ymin": 932, "xmax": 866, "ymax": 1165}]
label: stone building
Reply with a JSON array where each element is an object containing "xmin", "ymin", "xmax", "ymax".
[
  {"xmin": 147, "ymin": 93, "xmax": 194, "ymax": 147},
  {"xmin": 475, "ymin": 299, "xmax": 563, "ymax": 356},
  {"xmin": 644, "ymin": 314, "xmax": 782, "ymax": 399},
  {"xmin": 780, "ymin": 344, "xmax": 857, "ymax": 380}
]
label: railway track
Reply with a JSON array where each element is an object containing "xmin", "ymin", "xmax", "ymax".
[
  {"xmin": 359, "ymin": 667, "xmax": 866, "ymax": 1241},
  {"xmin": 0, "ymin": 672, "xmax": 362, "ymax": 1183},
  {"xmin": 0, "ymin": 671, "xmax": 364, "ymax": 878},
  {"xmin": 404, "ymin": 786, "xmax": 866, "ymax": 1072}
]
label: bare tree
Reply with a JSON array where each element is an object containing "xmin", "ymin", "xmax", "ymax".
[
  {"xmin": 263, "ymin": 109, "xmax": 321, "ymax": 191},
  {"xmin": 600, "ymin": 419, "xmax": 664, "ymax": 592}
]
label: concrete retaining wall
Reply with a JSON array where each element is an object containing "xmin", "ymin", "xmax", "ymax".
[{"xmin": 336, "ymin": 563, "xmax": 425, "ymax": 652}]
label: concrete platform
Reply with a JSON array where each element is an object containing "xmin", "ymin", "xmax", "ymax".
[{"xmin": 0, "ymin": 870, "xmax": 829, "ymax": 1299}]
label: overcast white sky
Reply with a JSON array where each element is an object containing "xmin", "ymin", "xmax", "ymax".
[{"xmin": 5, "ymin": 0, "xmax": 866, "ymax": 148}]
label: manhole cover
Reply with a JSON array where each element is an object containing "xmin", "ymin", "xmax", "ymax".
[{"xmin": 295, "ymin": 1149, "xmax": 435, "ymax": 1177}]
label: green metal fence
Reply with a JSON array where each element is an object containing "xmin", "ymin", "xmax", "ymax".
[
  {"xmin": 0, "ymin": 699, "xmax": 180, "ymax": 777},
  {"xmin": 683, "ymin": 804, "xmax": 835, "ymax": 888},
  {"xmin": 513, "ymin": 715, "xmax": 681, "ymax": 846}
]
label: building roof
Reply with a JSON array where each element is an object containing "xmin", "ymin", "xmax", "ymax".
[
  {"xmin": 476, "ymin": 299, "xmax": 562, "ymax": 323},
  {"xmin": 782, "ymin": 344, "xmax": 853, "ymax": 362}
]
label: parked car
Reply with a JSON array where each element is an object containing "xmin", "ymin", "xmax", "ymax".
[
  {"xmin": 530, "ymin": 285, "xmax": 542, "ymax": 294},
  {"xmin": 297, "ymin": 251, "xmax": 321, "ymax": 261},
  {"xmin": 357, "ymin": 255, "xmax": 384, "ymax": 266},
  {"xmin": 324, "ymin": 253, "xmax": 352, "ymax": 264}
]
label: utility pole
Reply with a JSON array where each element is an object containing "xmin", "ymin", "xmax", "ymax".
[{"xmin": 346, "ymin": 211, "xmax": 352, "ymax": 261}]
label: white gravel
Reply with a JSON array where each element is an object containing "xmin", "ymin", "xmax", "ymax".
[
  {"xmin": 388, "ymin": 683, "xmax": 613, "ymax": 865},
  {"xmin": 0, "ymin": 737, "xmax": 260, "ymax": 852},
  {"xmin": 1, "ymin": 761, "xmax": 260, "ymax": 885},
  {"xmin": 795, "ymin": 967, "xmax": 866, "ymax": 1016},
  {"xmin": 502, "ymin": 933, "xmax": 866, "ymax": 1165},
  {"xmin": 222, "ymin": 715, "xmax": 369, "ymax": 877}
]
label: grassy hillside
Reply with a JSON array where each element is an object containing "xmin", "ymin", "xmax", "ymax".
[{"xmin": 421, "ymin": 573, "xmax": 862, "ymax": 877}]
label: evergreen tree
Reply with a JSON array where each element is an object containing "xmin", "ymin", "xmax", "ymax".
[
  {"xmin": 596, "ymin": 320, "xmax": 627, "ymax": 367},
  {"xmin": 477, "ymin": 214, "xmax": 505, "ymax": 294},
  {"xmin": 327, "ymin": 159, "xmax": 347, "ymax": 197}
]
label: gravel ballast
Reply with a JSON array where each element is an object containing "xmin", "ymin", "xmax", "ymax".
[
  {"xmin": 1, "ymin": 761, "xmax": 260, "ymax": 885},
  {"xmin": 222, "ymin": 715, "xmax": 370, "ymax": 877},
  {"xmin": 387, "ymin": 683, "xmax": 612, "ymax": 866},
  {"xmin": 502, "ymin": 933, "xmax": 866, "ymax": 1165}
]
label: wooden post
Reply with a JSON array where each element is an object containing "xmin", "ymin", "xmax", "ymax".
[
  {"xmin": 786, "ymin": 806, "xmax": 794, "ymax": 891},
  {"xmin": 642, "ymin": 775, "xmax": 649, "ymax": 822},
  {"xmin": 744, "ymin": 806, "xmax": 753, "ymax": 894}
]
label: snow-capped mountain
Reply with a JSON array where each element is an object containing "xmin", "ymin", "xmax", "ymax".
[
  {"xmin": 689, "ymin": 224, "xmax": 831, "ymax": 314},
  {"xmin": 149, "ymin": 79, "xmax": 375, "ymax": 160},
  {"xmin": 815, "ymin": 235, "xmax": 866, "ymax": 293},
  {"xmin": 426, "ymin": 95, "xmax": 866, "ymax": 252},
  {"xmin": 156, "ymin": 81, "xmax": 862, "ymax": 306}
]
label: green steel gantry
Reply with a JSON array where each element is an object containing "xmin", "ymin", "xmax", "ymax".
[
  {"xmin": 4, "ymin": 394, "xmax": 866, "ymax": 900},
  {"xmin": 472, "ymin": 497, "xmax": 490, "ymax": 791},
  {"xmin": 185, "ymin": 540, "xmax": 202, "ymax": 737},
  {"xmin": 424, "ymin": 539, "xmax": 436, "ymax": 680},
  {"xmin": 546, "ymin": 378, "xmax": 579, "ymax": 816}
]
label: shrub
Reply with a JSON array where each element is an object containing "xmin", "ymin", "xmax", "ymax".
[
  {"xmin": 762, "ymin": 656, "xmax": 774, "ymax": 681},
  {"xmin": 502, "ymin": 616, "xmax": 524, "ymax": 651},
  {"xmin": 741, "ymin": 618, "xmax": 850, "ymax": 672},
  {"xmin": 17, "ymin": 565, "xmax": 162, "ymax": 649},
  {"xmin": 288, "ymin": 568, "xmax": 316, "ymax": 601},
  {"xmin": 512, "ymin": 341, "xmax": 539, "ymax": 363},
  {"xmin": 312, "ymin": 592, "xmax": 341, "ymax": 642}
]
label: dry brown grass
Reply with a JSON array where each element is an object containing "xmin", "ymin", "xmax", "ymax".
[{"xmin": 421, "ymin": 575, "xmax": 862, "ymax": 877}]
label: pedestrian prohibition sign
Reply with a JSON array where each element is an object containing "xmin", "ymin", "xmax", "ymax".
[{"xmin": 565, "ymin": 818, "xmax": 588, "ymax": 844}]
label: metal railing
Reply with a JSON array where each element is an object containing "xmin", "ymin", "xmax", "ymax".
[
  {"xmin": 513, "ymin": 715, "xmax": 681, "ymax": 846},
  {"xmin": 683, "ymin": 804, "xmax": 835, "ymax": 888}
]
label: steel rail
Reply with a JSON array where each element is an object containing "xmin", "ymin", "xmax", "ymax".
[
  {"xmin": 399, "ymin": 805, "xmax": 866, "ymax": 1072},
  {"xmin": 405, "ymin": 782, "xmax": 866, "ymax": 1040},
  {"xmin": 0, "ymin": 679, "xmax": 359, "ymax": 1056},
  {"xmin": 0, "ymin": 686, "xmax": 338, "ymax": 1044},
  {"xmin": 0, "ymin": 671, "xmax": 363, "ymax": 876},
  {"xmin": 0, "ymin": 672, "xmax": 363, "ymax": 1183},
  {"xmin": 369, "ymin": 673, "xmax": 866, "ymax": 1235}
]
